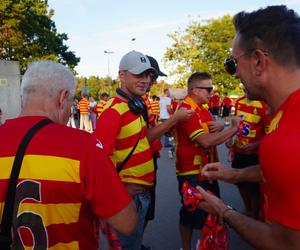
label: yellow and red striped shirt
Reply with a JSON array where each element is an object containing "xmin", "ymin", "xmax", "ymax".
[
  {"xmin": 77, "ymin": 97, "xmax": 89, "ymax": 114},
  {"xmin": 94, "ymin": 100, "xmax": 107, "ymax": 118},
  {"xmin": 95, "ymin": 97, "xmax": 154, "ymax": 187},
  {"xmin": 0, "ymin": 116, "xmax": 131, "ymax": 249},
  {"xmin": 234, "ymin": 97, "xmax": 270, "ymax": 152}
]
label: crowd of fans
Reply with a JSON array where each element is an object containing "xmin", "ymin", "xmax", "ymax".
[{"xmin": 1, "ymin": 5, "xmax": 300, "ymax": 250}]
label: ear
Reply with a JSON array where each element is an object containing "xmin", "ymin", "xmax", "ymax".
[
  {"xmin": 119, "ymin": 70, "xmax": 126, "ymax": 82},
  {"xmin": 58, "ymin": 89, "xmax": 70, "ymax": 110},
  {"xmin": 253, "ymin": 49, "xmax": 268, "ymax": 76}
]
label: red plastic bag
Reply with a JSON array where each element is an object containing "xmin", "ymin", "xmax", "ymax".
[
  {"xmin": 181, "ymin": 181, "xmax": 204, "ymax": 212},
  {"xmin": 198, "ymin": 214, "xmax": 229, "ymax": 250}
]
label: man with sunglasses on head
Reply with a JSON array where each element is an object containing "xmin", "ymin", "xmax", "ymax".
[
  {"xmin": 200, "ymin": 5, "xmax": 300, "ymax": 249},
  {"xmin": 94, "ymin": 51, "xmax": 193, "ymax": 250},
  {"xmin": 174, "ymin": 72, "xmax": 242, "ymax": 250}
]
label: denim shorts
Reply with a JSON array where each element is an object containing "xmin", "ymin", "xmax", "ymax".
[
  {"xmin": 177, "ymin": 175, "xmax": 220, "ymax": 229},
  {"xmin": 117, "ymin": 190, "xmax": 150, "ymax": 250}
]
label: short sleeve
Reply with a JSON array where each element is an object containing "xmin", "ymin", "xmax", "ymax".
[
  {"xmin": 94, "ymin": 108, "xmax": 121, "ymax": 155},
  {"xmin": 178, "ymin": 113, "xmax": 205, "ymax": 141},
  {"xmin": 80, "ymin": 135, "xmax": 131, "ymax": 219}
]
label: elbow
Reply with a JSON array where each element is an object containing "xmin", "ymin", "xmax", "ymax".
[{"xmin": 195, "ymin": 138, "xmax": 211, "ymax": 149}]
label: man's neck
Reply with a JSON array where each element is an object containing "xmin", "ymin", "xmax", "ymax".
[{"xmin": 266, "ymin": 67, "xmax": 300, "ymax": 113}]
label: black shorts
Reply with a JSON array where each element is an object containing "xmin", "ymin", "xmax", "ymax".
[
  {"xmin": 211, "ymin": 107, "xmax": 220, "ymax": 116},
  {"xmin": 177, "ymin": 175, "xmax": 220, "ymax": 229},
  {"xmin": 232, "ymin": 151, "xmax": 260, "ymax": 191},
  {"xmin": 222, "ymin": 106, "xmax": 231, "ymax": 117}
]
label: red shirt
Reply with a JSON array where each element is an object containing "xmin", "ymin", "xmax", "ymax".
[
  {"xmin": 0, "ymin": 116, "xmax": 131, "ymax": 249},
  {"xmin": 210, "ymin": 94, "xmax": 221, "ymax": 107},
  {"xmin": 222, "ymin": 96, "xmax": 232, "ymax": 108},
  {"xmin": 260, "ymin": 89, "xmax": 300, "ymax": 229},
  {"xmin": 175, "ymin": 96, "xmax": 216, "ymax": 176}
]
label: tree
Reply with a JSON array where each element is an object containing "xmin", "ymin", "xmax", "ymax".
[
  {"xmin": 0, "ymin": 0, "xmax": 79, "ymax": 73},
  {"xmin": 164, "ymin": 15, "xmax": 240, "ymax": 93}
]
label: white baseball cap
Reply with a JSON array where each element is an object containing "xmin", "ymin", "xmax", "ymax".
[{"xmin": 119, "ymin": 51, "xmax": 157, "ymax": 75}]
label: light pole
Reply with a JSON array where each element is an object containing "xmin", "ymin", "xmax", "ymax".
[{"xmin": 104, "ymin": 50, "xmax": 114, "ymax": 95}]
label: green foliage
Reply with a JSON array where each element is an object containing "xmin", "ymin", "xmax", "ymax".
[
  {"xmin": 164, "ymin": 15, "xmax": 241, "ymax": 94},
  {"xmin": 75, "ymin": 76, "xmax": 120, "ymax": 100},
  {"xmin": 0, "ymin": 0, "xmax": 79, "ymax": 73}
]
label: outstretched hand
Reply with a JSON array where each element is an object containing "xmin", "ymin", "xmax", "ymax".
[
  {"xmin": 175, "ymin": 108, "xmax": 194, "ymax": 122},
  {"xmin": 196, "ymin": 186, "xmax": 228, "ymax": 219},
  {"xmin": 201, "ymin": 162, "xmax": 237, "ymax": 184}
]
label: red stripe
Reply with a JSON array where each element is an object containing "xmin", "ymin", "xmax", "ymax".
[
  {"xmin": 118, "ymin": 149, "xmax": 153, "ymax": 169},
  {"xmin": 115, "ymin": 127, "xmax": 147, "ymax": 150}
]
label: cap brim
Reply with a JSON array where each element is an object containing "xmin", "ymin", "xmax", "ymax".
[
  {"xmin": 158, "ymin": 70, "xmax": 167, "ymax": 77},
  {"xmin": 128, "ymin": 65, "xmax": 157, "ymax": 75}
]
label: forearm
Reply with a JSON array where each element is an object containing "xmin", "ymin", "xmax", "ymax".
[
  {"xmin": 147, "ymin": 115, "xmax": 178, "ymax": 143},
  {"xmin": 233, "ymin": 165, "xmax": 261, "ymax": 183},
  {"xmin": 197, "ymin": 126, "xmax": 238, "ymax": 149},
  {"xmin": 224, "ymin": 210, "xmax": 294, "ymax": 250}
]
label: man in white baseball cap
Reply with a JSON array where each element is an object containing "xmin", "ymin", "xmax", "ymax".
[{"xmin": 95, "ymin": 51, "xmax": 193, "ymax": 249}]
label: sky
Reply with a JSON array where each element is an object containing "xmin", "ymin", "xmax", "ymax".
[{"xmin": 48, "ymin": 0, "xmax": 300, "ymax": 81}]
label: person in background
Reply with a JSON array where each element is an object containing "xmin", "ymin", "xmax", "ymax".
[
  {"xmin": 95, "ymin": 92, "xmax": 109, "ymax": 118},
  {"xmin": 0, "ymin": 60, "xmax": 137, "ymax": 249},
  {"xmin": 77, "ymin": 94, "xmax": 91, "ymax": 132},
  {"xmin": 159, "ymin": 88, "xmax": 173, "ymax": 147},
  {"xmin": 200, "ymin": 5, "xmax": 300, "ymax": 249},
  {"xmin": 89, "ymin": 96, "xmax": 97, "ymax": 131},
  {"xmin": 209, "ymin": 91, "xmax": 221, "ymax": 119},
  {"xmin": 221, "ymin": 92, "xmax": 233, "ymax": 126}
]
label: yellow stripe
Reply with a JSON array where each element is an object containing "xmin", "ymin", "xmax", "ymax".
[
  {"xmin": 49, "ymin": 241, "xmax": 79, "ymax": 250},
  {"xmin": 190, "ymin": 129, "xmax": 205, "ymax": 140},
  {"xmin": 0, "ymin": 202, "xmax": 81, "ymax": 226},
  {"xmin": 193, "ymin": 155, "xmax": 202, "ymax": 165},
  {"xmin": 248, "ymin": 130, "xmax": 257, "ymax": 138},
  {"xmin": 0, "ymin": 155, "xmax": 80, "ymax": 182},
  {"xmin": 120, "ymin": 158, "xmax": 154, "ymax": 178},
  {"xmin": 268, "ymin": 111, "xmax": 283, "ymax": 133},
  {"xmin": 236, "ymin": 110, "xmax": 261, "ymax": 123},
  {"xmin": 239, "ymin": 98, "xmax": 263, "ymax": 108},
  {"xmin": 112, "ymin": 102, "xmax": 130, "ymax": 115},
  {"xmin": 177, "ymin": 170, "xmax": 200, "ymax": 176},
  {"xmin": 118, "ymin": 117, "xmax": 142, "ymax": 139},
  {"xmin": 122, "ymin": 178, "xmax": 152, "ymax": 186}
]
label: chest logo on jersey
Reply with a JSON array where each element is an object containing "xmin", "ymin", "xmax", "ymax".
[{"xmin": 240, "ymin": 121, "xmax": 251, "ymax": 136}]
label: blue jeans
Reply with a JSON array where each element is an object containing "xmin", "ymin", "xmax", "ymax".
[{"xmin": 117, "ymin": 190, "xmax": 150, "ymax": 250}]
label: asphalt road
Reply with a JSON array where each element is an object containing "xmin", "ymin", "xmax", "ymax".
[
  {"xmin": 141, "ymin": 142, "xmax": 255, "ymax": 250},
  {"xmin": 100, "ymin": 142, "xmax": 255, "ymax": 250}
]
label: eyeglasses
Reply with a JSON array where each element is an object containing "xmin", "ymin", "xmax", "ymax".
[
  {"xmin": 194, "ymin": 86, "xmax": 213, "ymax": 94},
  {"xmin": 224, "ymin": 50, "xmax": 254, "ymax": 75}
]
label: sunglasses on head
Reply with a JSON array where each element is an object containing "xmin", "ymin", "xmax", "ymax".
[{"xmin": 194, "ymin": 86, "xmax": 213, "ymax": 94}]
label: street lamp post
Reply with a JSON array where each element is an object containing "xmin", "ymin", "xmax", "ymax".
[{"xmin": 104, "ymin": 50, "xmax": 114, "ymax": 95}]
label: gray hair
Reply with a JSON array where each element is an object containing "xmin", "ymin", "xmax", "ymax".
[{"xmin": 21, "ymin": 61, "xmax": 77, "ymax": 103}]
